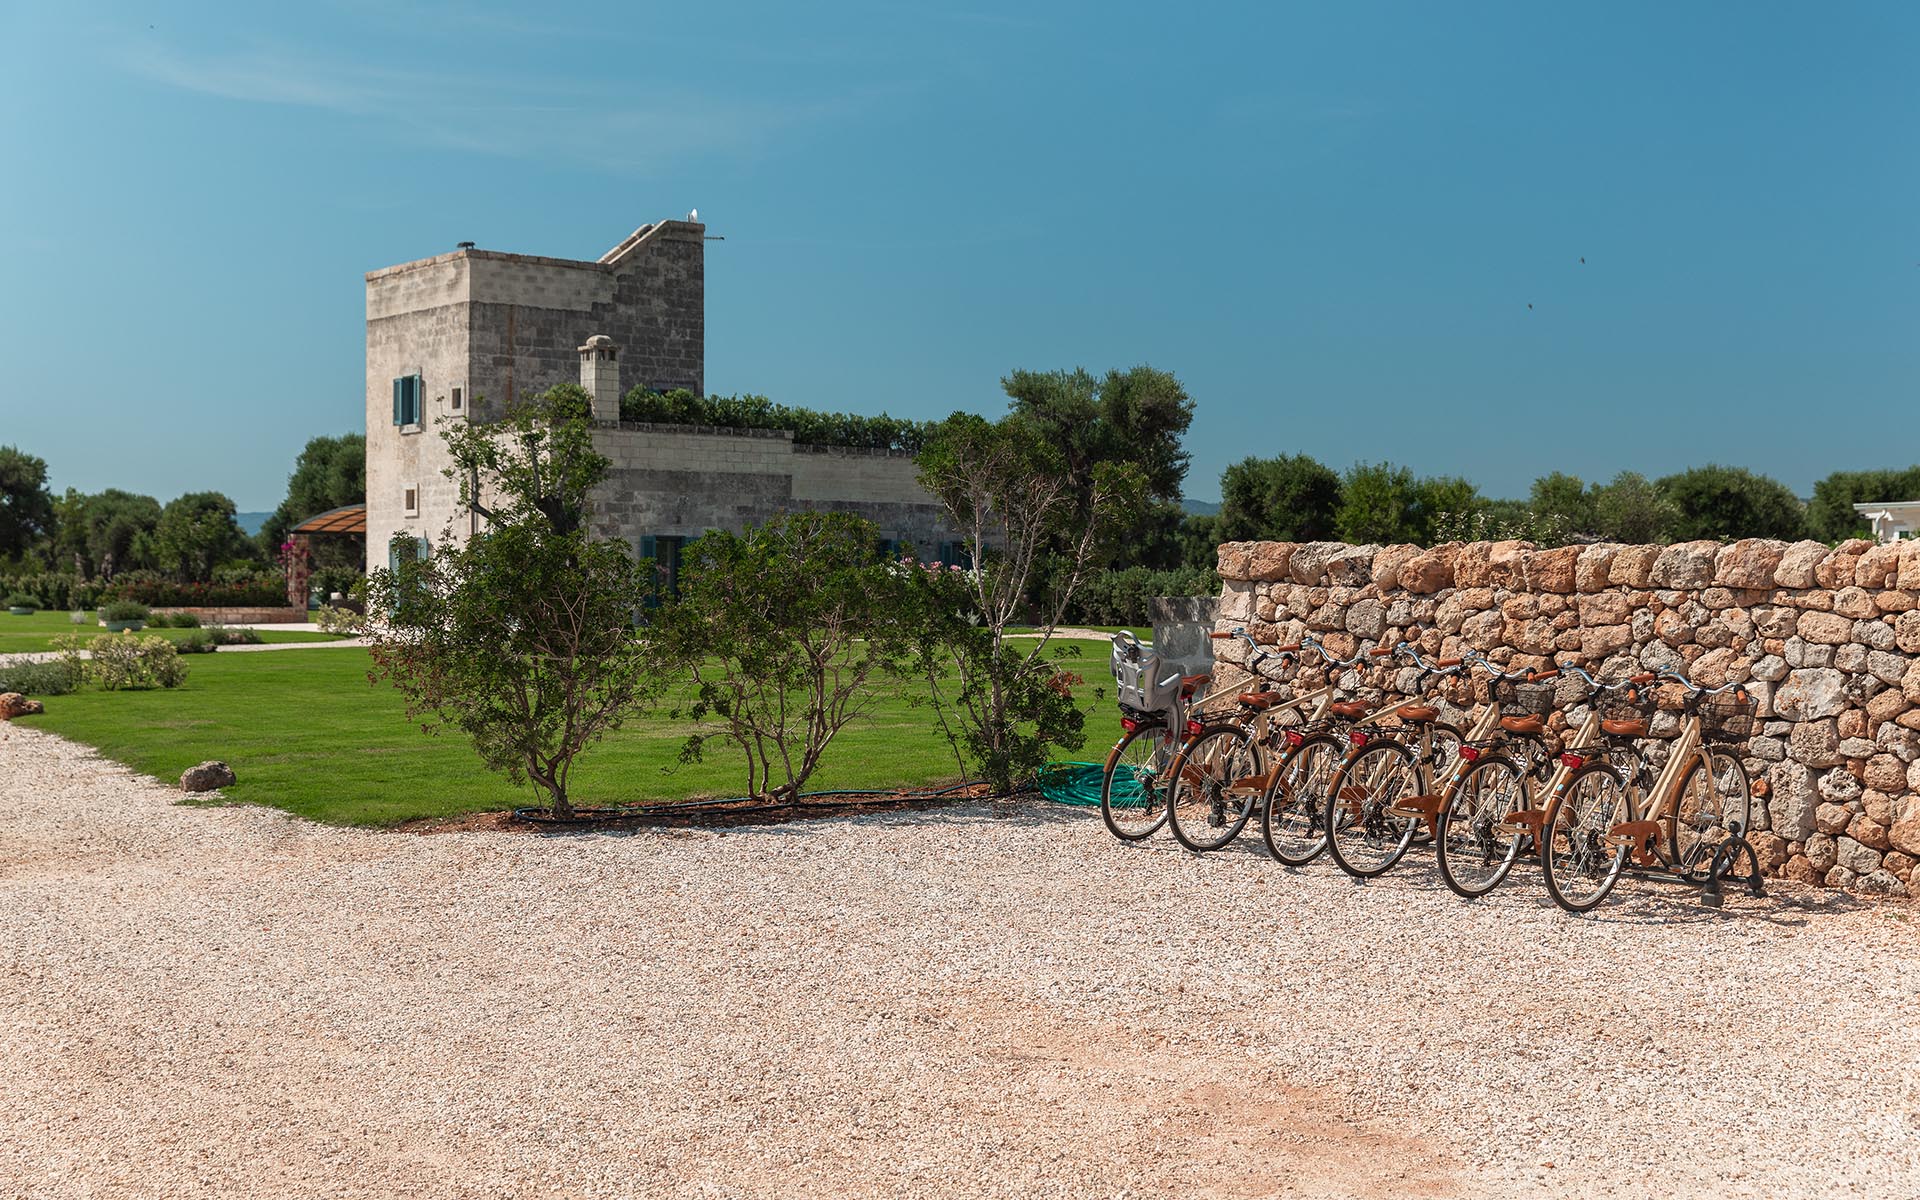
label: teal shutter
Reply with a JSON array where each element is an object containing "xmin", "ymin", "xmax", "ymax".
[
  {"xmin": 393, "ymin": 378, "xmax": 404, "ymax": 425},
  {"xmin": 412, "ymin": 375, "xmax": 424, "ymax": 424},
  {"xmin": 416, "ymin": 536, "xmax": 429, "ymax": 561},
  {"xmin": 639, "ymin": 536, "xmax": 658, "ymax": 608}
]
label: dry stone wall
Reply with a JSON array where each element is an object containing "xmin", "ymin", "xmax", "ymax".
[{"xmin": 1213, "ymin": 537, "xmax": 1920, "ymax": 895}]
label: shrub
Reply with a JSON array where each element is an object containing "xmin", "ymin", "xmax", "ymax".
[
  {"xmin": 313, "ymin": 605, "xmax": 364, "ymax": 635},
  {"xmin": 172, "ymin": 628, "xmax": 216, "ymax": 654},
  {"xmin": 1063, "ymin": 565, "xmax": 1220, "ymax": 626},
  {"xmin": 147, "ymin": 610, "xmax": 201, "ymax": 628},
  {"xmin": 4, "ymin": 593, "xmax": 36, "ymax": 611},
  {"xmin": 86, "ymin": 634, "xmax": 187, "ymax": 690},
  {"xmin": 99, "ymin": 600, "xmax": 150, "ymax": 623},
  {"xmin": 204, "ymin": 624, "xmax": 261, "ymax": 646},
  {"xmin": 0, "ymin": 655, "xmax": 80, "ymax": 696},
  {"xmin": 0, "ymin": 574, "xmax": 105, "ymax": 612}
]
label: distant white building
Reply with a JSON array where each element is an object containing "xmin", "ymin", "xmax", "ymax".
[{"xmin": 1853, "ymin": 501, "xmax": 1920, "ymax": 543}]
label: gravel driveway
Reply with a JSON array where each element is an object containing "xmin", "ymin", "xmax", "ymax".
[{"xmin": 2, "ymin": 721, "xmax": 1916, "ymax": 1199}]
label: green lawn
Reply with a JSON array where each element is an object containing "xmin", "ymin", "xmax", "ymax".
[
  {"xmin": 0, "ymin": 611, "xmax": 344, "ymax": 655},
  {"xmin": 18, "ymin": 640, "xmax": 1124, "ymax": 827}
]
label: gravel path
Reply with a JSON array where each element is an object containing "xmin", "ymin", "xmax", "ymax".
[{"xmin": 2, "ymin": 722, "xmax": 1916, "ymax": 1199}]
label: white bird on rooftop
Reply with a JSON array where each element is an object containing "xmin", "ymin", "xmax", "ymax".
[{"xmin": 687, "ymin": 208, "xmax": 698, "ymax": 221}]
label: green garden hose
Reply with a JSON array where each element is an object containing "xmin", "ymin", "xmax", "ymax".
[{"xmin": 1035, "ymin": 761, "xmax": 1107, "ymax": 806}]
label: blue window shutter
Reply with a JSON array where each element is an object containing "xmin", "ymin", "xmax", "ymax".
[
  {"xmin": 639, "ymin": 536, "xmax": 658, "ymax": 607},
  {"xmin": 416, "ymin": 536, "xmax": 429, "ymax": 561},
  {"xmin": 412, "ymin": 376, "xmax": 424, "ymax": 424},
  {"xmin": 393, "ymin": 378, "xmax": 404, "ymax": 426}
]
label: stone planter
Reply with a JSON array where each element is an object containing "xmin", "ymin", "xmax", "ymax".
[
  {"xmin": 101, "ymin": 620, "xmax": 145, "ymax": 633},
  {"xmin": 7, "ymin": 607, "xmax": 33, "ymax": 616}
]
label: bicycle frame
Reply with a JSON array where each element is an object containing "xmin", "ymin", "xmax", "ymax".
[{"xmin": 1601, "ymin": 709, "xmax": 1720, "ymax": 870}]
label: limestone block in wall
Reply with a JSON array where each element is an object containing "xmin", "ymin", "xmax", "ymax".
[
  {"xmin": 1769, "ymin": 542, "xmax": 1826, "ymax": 589},
  {"xmin": 1896, "ymin": 542, "xmax": 1920, "ymax": 591},
  {"xmin": 1894, "ymin": 611, "xmax": 1920, "ymax": 654},
  {"xmin": 1868, "ymin": 686, "xmax": 1911, "ymax": 726},
  {"xmin": 1775, "ymin": 669, "xmax": 1848, "ymax": 721},
  {"xmin": 1220, "ymin": 579, "xmax": 1255, "ymax": 622},
  {"xmin": 1796, "ymin": 611, "xmax": 1852, "ymax": 646},
  {"xmin": 1246, "ymin": 542, "xmax": 1295, "ymax": 582},
  {"xmin": 1714, "ymin": 539, "xmax": 1788, "ymax": 589},
  {"xmin": 1608, "ymin": 545, "xmax": 1661, "ymax": 587},
  {"xmin": 1281, "ymin": 542, "xmax": 1333, "ymax": 585},
  {"xmin": 1574, "ymin": 544, "xmax": 1620, "ymax": 592},
  {"xmin": 1485, "ymin": 540, "xmax": 1533, "ymax": 588},
  {"xmin": 1650, "ymin": 540, "xmax": 1718, "ymax": 588},
  {"xmin": 1325, "ymin": 545, "xmax": 1377, "ymax": 586},
  {"xmin": 1524, "ymin": 545, "xmax": 1580, "ymax": 593},
  {"xmin": 1451, "ymin": 542, "xmax": 1493, "ymax": 588},
  {"xmin": 1832, "ymin": 587, "xmax": 1876, "ymax": 619},
  {"xmin": 1877, "ymin": 590, "xmax": 1917, "ymax": 614},
  {"xmin": 1371, "ymin": 544, "xmax": 1420, "ymax": 590},
  {"xmin": 1815, "ymin": 539, "xmax": 1875, "ymax": 589},
  {"xmin": 1400, "ymin": 547, "xmax": 1455, "ymax": 593},
  {"xmin": 1855, "ymin": 541, "xmax": 1905, "ymax": 588},
  {"xmin": 1772, "ymin": 763, "xmax": 1820, "ymax": 840},
  {"xmin": 1855, "ymin": 620, "xmax": 1895, "ymax": 651}
]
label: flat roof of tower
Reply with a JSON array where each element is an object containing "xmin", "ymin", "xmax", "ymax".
[{"xmin": 366, "ymin": 220, "xmax": 699, "ymax": 282}]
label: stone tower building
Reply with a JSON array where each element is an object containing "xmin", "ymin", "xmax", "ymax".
[{"xmin": 364, "ymin": 219, "xmax": 963, "ymax": 585}]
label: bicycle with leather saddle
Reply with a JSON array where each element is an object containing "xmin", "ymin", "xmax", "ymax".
[
  {"xmin": 1162, "ymin": 631, "xmax": 1365, "ymax": 854},
  {"xmin": 1316, "ymin": 644, "xmax": 1473, "ymax": 879},
  {"xmin": 1099, "ymin": 649, "xmax": 1220, "ymax": 841},
  {"xmin": 1427, "ymin": 657, "xmax": 1632, "ymax": 898},
  {"xmin": 1539, "ymin": 667, "xmax": 1764, "ymax": 913}
]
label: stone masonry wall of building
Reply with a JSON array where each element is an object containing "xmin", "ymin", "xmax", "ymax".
[
  {"xmin": 364, "ymin": 222, "xmax": 704, "ymax": 571},
  {"xmin": 1213, "ymin": 536, "xmax": 1920, "ymax": 895},
  {"xmin": 591, "ymin": 423, "xmax": 957, "ymax": 550}
]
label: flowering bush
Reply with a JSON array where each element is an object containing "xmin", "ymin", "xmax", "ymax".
[{"xmin": 50, "ymin": 633, "xmax": 188, "ymax": 690}]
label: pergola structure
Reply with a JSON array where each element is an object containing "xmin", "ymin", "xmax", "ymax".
[{"xmin": 286, "ymin": 504, "xmax": 367, "ymax": 608}]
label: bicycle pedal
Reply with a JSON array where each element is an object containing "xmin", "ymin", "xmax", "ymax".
[{"xmin": 1499, "ymin": 810, "xmax": 1546, "ymax": 836}]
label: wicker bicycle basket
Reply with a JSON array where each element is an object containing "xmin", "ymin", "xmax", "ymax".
[
  {"xmin": 1701, "ymin": 694, "xmax": 1756, "ymax": 742},
  {"xmin": 1494, "ymin": 678, "xmax": 1557, "ymax": 717},
  {"xmin": 1599, "ymin": 686, "xmax": 1655, "ymax": 723}
]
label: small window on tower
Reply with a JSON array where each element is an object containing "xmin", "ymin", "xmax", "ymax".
[
  {"xmin": 404, "ymin": 485, "xmax": 419, "ymax": 517},
  {"xmin": 451, "ymin": 386, "xmax": 463, "ymax": 411}
]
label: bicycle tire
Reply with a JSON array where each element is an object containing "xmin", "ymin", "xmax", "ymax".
[
  {"xmin": 1259, "ymin": 732, "xmax": 1343, "ymax": 867},
  {"xmin": 1100, "ymin": 723, "xmax": 1175, "ymax": 841},
  {"xmin": 1541, "ymin": 762, "xmax": 1635, "ymax": 913},
  {"xmin": 1166, "ymin": 724, "xmax": 1263, "ymax": 852},
  {"xmin": 1671, "ymin": 751, "xmax": 1753, "ymax": 880},
  {"xmin": 1323, "ymin": 739, "xmax": 1420, "ymax": 879},
  {"xmin": 1434, "ymin": 754, "xmax": 1527, "ymax": 899}
]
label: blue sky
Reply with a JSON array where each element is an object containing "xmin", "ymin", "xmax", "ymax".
[{"xmin": 1, "ymin": 1, "xmax": 1915, "ymax": 510}]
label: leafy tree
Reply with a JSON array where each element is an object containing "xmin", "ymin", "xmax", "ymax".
[
  {"xmin": 1216, "ymin": 454, "xmax": 1341, "ymax": 543},
  {"xmin": 1655, "ymin": 465, "xmax": 1806, "ymax": 542},
  {"xmin": 1335, "ymin": 462, "xmax": 1422, "ymax": 544},
  {"xmin": 364, "ymin": 384, "xmax": 656, "ymax": 819},
  {"xmin": 0, "ymin": 446, "xmax": 54, "ymax": 564},
  {"xmin": 1176, "ymin": 512, "xmax": 1222, "ymax": 571},
  {"xmin": 53, "ymin": 489, "xmax": 162, "ymax": 578},
  {"xmin": 1807, "ymin": 467, "xmax": 1920, "ymax": 542},
  {"xmin": 150, "ymin": 492, "xmax": 248, "ymax": 581},
  {"xmin": 258, "ymin": 433, "xmax": 367, "ymax": 563},
  {"xmin": 1529, "ymin": 472, "xmax": 1593, "ymax": 533},
  {"xmin": 1588, "ymin": 472, "xmax": 1674, "ymax": 544},
  {"xmin": 1002, "ymin": 365, "xmax": 1195, "ymax": 504},
  {"xmin": 655, "ymin": 512, "xmax": 924, "ymax": 801},
  {"xmin": 915, "ymin": 412, "xmax": 1145, "ymax": 792},
  {"xmin": 1416, "ymin": 475, "xmax": 1483, "ymax": 535}
]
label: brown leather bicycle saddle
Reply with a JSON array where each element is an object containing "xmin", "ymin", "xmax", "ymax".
[
  {"xmin": 1500, "ymin": 714, "xmax": 1545, "ymax": 735},
  {"xmin": 1238, "ymin": 691, "xmax": 1284, "ymax": 710},
  {"xmin": 1397, "ymin": 704, "xmax": 1440, "ymax": 723},
  {"xmin": 1180, "ymin": 673, "xmax": 1211, "ymax": 695},
  {"xmin": 1602, "ymin": 718, "xmax": 1648, "ymax": 737},
  {"xmin": 1329, "ymin": 701, "xmax": 1370, "ymax": 720}
]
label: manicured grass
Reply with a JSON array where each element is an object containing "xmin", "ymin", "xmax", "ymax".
[
  {"xmin": 20, "ymin": 640, "xmax": 1125, "ymax": 826},
  {"xmin": 0, "ymin": 611, "xmax": 344, "ymax": 655}
]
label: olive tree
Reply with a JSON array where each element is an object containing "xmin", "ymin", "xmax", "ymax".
[
  {"xmin": 915, "ymin": 412, "xmax": 1144, "ymax": 793},
  {"xmin": 652, "ymin": 511, "xmax": 923, "ymax": 802},
  {"xmin": 363, "ymin": 385, "xmax": 655, "ymax": 818}
]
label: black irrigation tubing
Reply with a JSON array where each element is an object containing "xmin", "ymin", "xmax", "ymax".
[{"xmin": 509, "ymin": 779, "xmax": 1009, "ymax": 826}]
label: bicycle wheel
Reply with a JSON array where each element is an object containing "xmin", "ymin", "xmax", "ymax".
[
  {"xmin": 1100, "ymin": 723, "xmax": 1175, "ymax": 841},
  {"xmin": 1260, "ymin": 733, "xmax": 1343, "ymax": 867},
  {"xmin": 1166, "ymin": 724, "xmax": 1263, "ymax": 852},
  {"xmin": 1671, "ymin": 751, "xmax": 1752, "ymax": 880},
  {"xmin": 1541, "ymin": 763, "xmax": 1635, "ymax": 913},
  {"xmin": 1435, "ymin": 755, "xmax": 1527, "ymax": 899},
  {"xmin": 1324, "ymin": 739, "xmax": 1420, "ymax": 878}
]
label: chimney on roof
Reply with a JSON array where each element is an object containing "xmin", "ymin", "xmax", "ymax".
[
  {"xmin": 457, "ymin": 241, "xmax": 476, "ymax": 250},
  {"xmin": 578, "ymin": 335, "xmax": 619, "ymax": 422}
]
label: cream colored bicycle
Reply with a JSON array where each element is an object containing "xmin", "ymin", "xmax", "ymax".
[{"xmin": 1539, "ymin": 669, "xmax": 1762, "ymax": 912}]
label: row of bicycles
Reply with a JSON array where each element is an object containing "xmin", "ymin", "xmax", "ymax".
[{"xmin": 1103, "ymin": 628, "xmax": 1767, "ymax": 912}]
